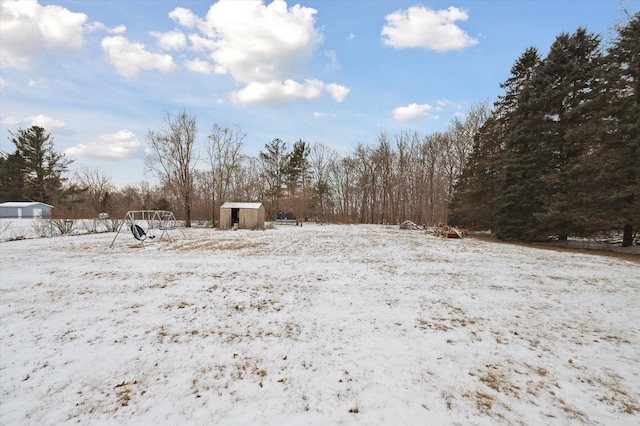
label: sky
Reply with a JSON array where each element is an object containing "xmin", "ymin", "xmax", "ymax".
[{"xmin": 0, "ymin": 0, "xmax": 637, "ymax": 188}]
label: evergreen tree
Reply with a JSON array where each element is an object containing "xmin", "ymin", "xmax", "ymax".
[
  {"xmin": 449, "ymin": 116, "xmax": 501, "ymax": 230},
  {"xmin": 5, "ymin": 126, "xmax": 72, "ymax": 204},
  {"xmin": 533, "ymin": 29, "xmax": 603, "ymax": 239},
  {"xmin": 259, "ymin": 138, "xmax": 289, "ymax": 218},
  {"xmin": 283, "ymin": 139, "xmax": 311, "ymax": 223},
  {"xmin": 496, "ymin": 47, "xmax": 541, "ymax": 119},
  {"xmin": 451, "ymin": 48, "xmax": 542, "ymax": 234},
  {"xmin": 100, "ymin": 191, "xmax": 113, "ymax": 214},
  {"xmin": 285, "ymin": 139, "xmax": 310, "ymax": 194},
  {"xmin": 0, "ymin": 152, "xmax": 27, "ymax": 202},
  {"xmin": 591, "ymin": 12, "xmax": 640, "ymax": 246},
  {"xmin": 493, "ymin": 48, "xmax": 545, "ymax": 240},
  {"xmin": 452, "ymin": 16, "xmax": 638, "ymax": 245}
]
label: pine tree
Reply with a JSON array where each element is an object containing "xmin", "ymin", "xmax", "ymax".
[
  {"xmin": 285, "ymin": 139, "xmax": 310, "ymax": 194},
  {"xmin": 259, "ymin": 138, "xmax": 289, "ymax": 218},
  {"xmin": 591, "ymin": 12, "xmax": 640, "ymax": 246},
  {"xmin": 533, "ymin": 29, "xmax": 603, "ymax": 239},
  {"xmin": 494, "ymin": 48, "xmax": 545, "ymax": 240},
  {"xmin": 6, "ymin": 126, "xmax": 72, "ymax": 204},
  {"xmin": 449, "ymin": 116, "xmax": 501, "ymax": 231},
  {"xmin": 282, "ymin": 139, "xmax": 311, "ymax": 223},
  {"xmin": 0, "ymin": 152, "xmax": 27, "ymax": 202}
]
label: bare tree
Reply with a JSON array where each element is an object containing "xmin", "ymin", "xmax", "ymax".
[
  {"xmin": 445, "ymin": 101, "xmax": 490, "ymax": 200},
  {"xmin": 308, "ymin": 143, "xmax": 337, "ymax": 222},
  {"xmin": 145, "ymin": 110, "xmax": 198, "ymax": 227},
  {"xmin": 235, "ymin": 156, "xmax": 263, "ymax": 202},
  {"xmin": 73, "ymin": 167, "xmax": 114, "ymax": 215},
  {"xmin": 373, "ymin": 132, "xmax": 397, "ymax": 224},
  {"xmin": 330, "ymin": 156, "xmax": 357, "ymax": 222},
  {"xmin": 206, "ymin": 123, "xmax": 245, "ymax": 223}
]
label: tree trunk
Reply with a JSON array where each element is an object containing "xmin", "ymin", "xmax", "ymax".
[
  {"xmin": 185, "ymin": 193, "xmax": 192, "ymax": 228},
  {"xmin": 622, "ymin": 224, "xmax": 633, "ymax": 247}
]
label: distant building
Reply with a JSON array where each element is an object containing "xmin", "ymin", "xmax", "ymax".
[
  {"xmin": 0, "ymin": 202, "xmax": 53, "ymax": 219},
  {"xmin": 219, "ymin": 202, "xmax": 265, "ymax": 230}
]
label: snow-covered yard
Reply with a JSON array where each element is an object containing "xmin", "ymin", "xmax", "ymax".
[{"xmin": 1, "ymin": 224, "xmax": 638, "ymax": 425}]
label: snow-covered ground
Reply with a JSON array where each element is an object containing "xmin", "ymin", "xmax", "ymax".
[{"xmin": 1, "ymin": 224, "xmax": 638, "ymax": 425}]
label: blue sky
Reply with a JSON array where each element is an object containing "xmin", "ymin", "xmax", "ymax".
[{"xmin": 1, "ymin": 0, "xmax": 637, "ymax": 187}]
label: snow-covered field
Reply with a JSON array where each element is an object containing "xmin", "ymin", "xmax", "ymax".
[{"xmin": 1, "ymin": 224, "xmax": 638, "ymax": 425}]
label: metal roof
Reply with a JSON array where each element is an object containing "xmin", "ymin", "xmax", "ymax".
[
  {"xmin": 220, "ymin": 202, "xmax": 263, "ymax": 209},
  {"xmin": 0, "ymin": 202, "xmax": 53, "ymax": 208}
]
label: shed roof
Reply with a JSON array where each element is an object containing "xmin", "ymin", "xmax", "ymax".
[
  {"xmin": 0, "ymin": 202, "xmax": 53, "ymax": 208},
  {"xmin": 220, "ymin": 202, "xmax": 263, "ymax": 210}
]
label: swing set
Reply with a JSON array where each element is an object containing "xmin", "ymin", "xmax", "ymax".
[{"xmin": 109, "ymin": 210, "xmax": 186, "ymax": 248}]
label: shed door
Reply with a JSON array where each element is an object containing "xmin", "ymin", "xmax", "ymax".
[
  {"xmin": 231, "ymin": 208, "xmax": 239, "ymax": 225},
  {"xmin": 33, "ymin": 208, "xmax": 42, "ymax": 218}
]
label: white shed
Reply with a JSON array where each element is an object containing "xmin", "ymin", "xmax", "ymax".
[{"xmin": 0, "ymin": 202, "xmax": 53, "ymax": 218}]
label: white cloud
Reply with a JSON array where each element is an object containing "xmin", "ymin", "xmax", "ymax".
[
  {"xmin": 27, "ymin": 114, "xmax": 74, "ymax": 135},
  {"xmin": 169, "ymin": 0, "xmax": 349, "ymax": 105},
  {"xmin": 381, "ymin": 6, "xmax": 478, "ymax": 52},
  {"xmin": 231, "ymin": 79, "xmax": 325, "ymax": 105},
  {"xmin": 324, "ymin": 50, "xmax": 340, "ymax": 73},
  {"xmin": 1, "ymin": 115, "xmax": 20, "ymax": 126},
  {"xmin": 101, "ymin": 36, "xmax": 176, "ymax": 78},
  {"xmin": 169, "ymin": 7, "xmax": 198, "ymax": 29},
  {"xmin": 185, "ymin": 58, "xmax": 215, "ymax": 74},
  {"xmin": 392, "ymin": 103, "xmax": 433, "ymax": 121},
  {"xmin": 436, "ymin": 98, "xmax": 462, "ymax": 110},
  {"xmin": 85, "ymin": 21, "xmax": 104, "ymax": 32},
  {"xmin": 109, "ymin": 24, "xmax": 127, "ymax": 35},
  {"xmin": 151, "ymin": 29, "xmax": 186, "ymax": 51},
  {"xmin": 188, "ymin": 34, "xmax": 217, "ymax": 53},
  {"xmin": 231, "ymin": 79, "xmax": 349, "ymax": 105},
  {"xmin": 64, "ymin": 130, "xmax": 144, "ymax": 160},
  {"xmin": 86, "ymin": 22, "xmax": 126, "ymax": 34},
  {"xmin": 325, "ymin": 83, "xmax": 349, "ymax": 102},
  {"xmin": 313, "ymin": 111, "xmax": 335, "ymax": 118},
  {"xmin": 195, "ymin": 0, "xmax": 322, "ymax": 83},
  {"xmin": 0, "ymin": 0, "xmax": 87, "ymax": 69}
]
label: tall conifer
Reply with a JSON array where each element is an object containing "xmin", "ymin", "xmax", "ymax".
[
  {"xmin": 533, "ymin": 29, "xmax": 603, "ymax": 239},
  {"xmin": 494, "ymin": 48, "xmax": 545, "ymax": 240},
  {"xmin": 592, "ymin": 13, "xmax": 640, "ymax": 246}
]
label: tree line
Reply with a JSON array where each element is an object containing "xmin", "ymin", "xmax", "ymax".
[
  {"xmin": 0, "ymin": 102, "xmax": 487, "ymax": 228},
  {"xmin": 2, "ymin": 12, "xmax": 636, "ymax": 245},
  {"xmin": 450, "ymin": 12, "xmax": 639, "ymax": 246}
]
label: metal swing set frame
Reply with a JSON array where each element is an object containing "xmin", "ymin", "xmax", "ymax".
[{"xmin": 109, "ymin": 210, "xmax": 186, "ymax": 248}]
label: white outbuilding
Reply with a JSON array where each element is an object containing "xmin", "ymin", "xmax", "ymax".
[{"xmin": 0, "ymin": 202, "xmax": 53, "ymax": 219}]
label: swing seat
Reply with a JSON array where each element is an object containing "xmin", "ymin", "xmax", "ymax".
[
  {"xmin": 110, "ymin": 210, "xmax": 184, "ymax": 249},
  {"xmin": 131, "ymin": 224, "xmax": 155, "ymax": 241}
]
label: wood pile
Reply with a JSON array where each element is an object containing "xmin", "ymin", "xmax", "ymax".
[
  {"xmin": 440, "ymin": 226, "xmax": 466, "ymax": 238},
  {"xmin": 399, "ymin": 220, "xmax": 422, "ymax": 230}
]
